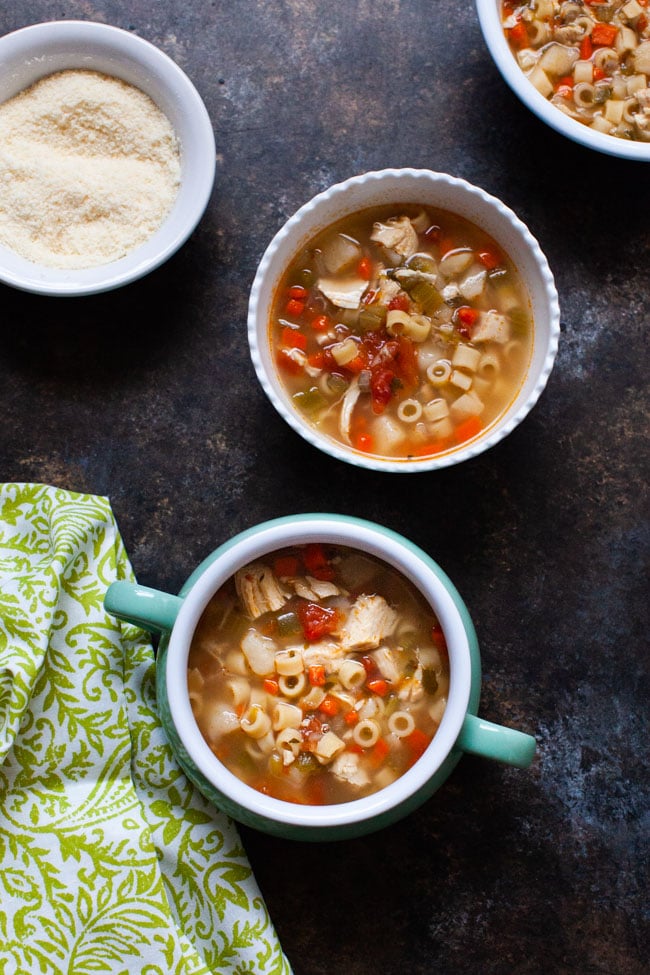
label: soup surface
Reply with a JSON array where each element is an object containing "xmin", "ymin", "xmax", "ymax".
[
  {"xmin": 268, "ymin": 204, "xmax": 532, "ymax": 461},
  {"xmin": 187, "ymin": 544, "xmax": 449, "ymax": 804},
  {"xmin": 502, "ymin": 0, "xmax": 650, "ymax": 141}
]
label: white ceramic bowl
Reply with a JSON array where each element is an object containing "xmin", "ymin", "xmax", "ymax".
[
  {"xmin": 0, "ymin": 20, "xmax": 216, "ymax": 295},
  {"xmin": 476, "ymin": 0, "xmax": 650, "ymax": 162},
  {"xmin": 248, "ymin": 168, "xmax": 560, "ymax": 473}
]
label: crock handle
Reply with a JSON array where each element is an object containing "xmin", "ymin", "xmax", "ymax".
[
  {"xmin": 104, "ymin": 580, "xmax": 183, "ymax": 633},
  {"xmin": 457, "ymin": 713, "xmax": 536, "ymax": 769}
]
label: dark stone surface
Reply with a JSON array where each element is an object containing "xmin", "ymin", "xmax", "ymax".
[{"xmin": 1, "ymin": 2, "xmax": 648, "ymax": 973}]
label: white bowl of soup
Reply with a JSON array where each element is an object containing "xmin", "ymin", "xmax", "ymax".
[
  {"xmin": 104, "ymin": 514, "xmax": 536, "ymax": 840},
  {"xmin": 477, "ymin": 0, "xmax": 650, "ymax": 160},
  {"xmin": 248, "ymin": 169, "xmax": 560, "ymax": 472},
  {"xmin": 0, "ymin": 20, "xmax": 215, "ymax": 295}
]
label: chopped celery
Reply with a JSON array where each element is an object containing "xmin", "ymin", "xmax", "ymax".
[
  {"xmin": 277, "ymin": 610, "xmax": 301, "ymax": 635},
  {"xmin": 509, "ymin": 307, "xmax": 530, "ymax": 335},
  {"xmin": 422, "ymin": 668, "xmax": 439, "ymax": 695},
  {"xmin": 293, "ymin": 387, "xmax": 328, "ymax": 414},
  {"xmin": 358, "ymin": 305, "xmax": 387, "ymax": 331},
  {"xmin": 410, "ymin": 280, "xmax": 443, "ymax": 314},
  {"xmin": 407, "ymin": 253, "xmax": 437, "ymax": 273}
]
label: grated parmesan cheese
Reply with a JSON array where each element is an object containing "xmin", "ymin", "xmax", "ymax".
[{"xmin": 0, "ymin": 69, "xmax": 181, "ymax": 269}]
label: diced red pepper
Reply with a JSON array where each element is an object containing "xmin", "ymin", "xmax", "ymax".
[
  {"xmin": 297, "ymin": 601, "xmax": 339, "ymax": 642},
  {"xmin": 303, "ymin": 542, "xmax": 335, "ymax": 581},
  {"xmin": 367, "ymin": 678, "xmax": 389, "ymax": 697},
  {"xmin": 273, "ymin": 555, "xmax": 299, "ymax": 577},
  {"xmin": 579, "ymin": 35, "xmax": 593, "ymax": 60},
  {"xmin": 387, "ymin": 293, "xmax": 410, "ymax": 312},
  {"xmin": 318, "ymin": 694, "xmax": 340, "ymax": 717},
  {"xmin": 308, "ymin": 665, "xmax": 326, "ymax": 687},
  {"xmin": 281, "ymin": 326, "xmax": 307, "ymax": 351},
  {"xmin": 285, "ymin": 298, "xmax": 305, "ymax": 317},
  {"xmin": 591, "ymin": 23, "xmax": 618, "ymax": 47},
  {"xmin": 357, "ymin": 256, "xmax": 372, "ymax": 280}
]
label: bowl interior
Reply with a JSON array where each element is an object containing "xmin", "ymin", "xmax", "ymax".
[
  {"xmin": 0, "ymin": 21, "xmax": 215, "ymax": 294},
  {"xmin": 249, "ymin": 169, "xmax": 559, "ymax": 471},
  {"xmin": 163, "ymin": 515, "xmax": 475, "ymax": 830},
  {"xmin": 476, "ymin": 0, "xmax": 650, "ymax": 162}
]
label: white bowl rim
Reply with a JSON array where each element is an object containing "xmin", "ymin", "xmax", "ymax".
[
  {"xmin": 248, "ymin": 166, "xmax": 560, "ymax": 473},
  {"xmin": 0, "ymin": 19, "xmax": 216, "ymax": 295},
  {"xmin": 164, "ymin": 516, "xmax": 473, "ymax": 829},
  {"xmin": 476, "ymin": 0, "xmax": 650, "ymax": 162}
]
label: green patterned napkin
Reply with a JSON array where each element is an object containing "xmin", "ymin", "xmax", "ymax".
[{"xmin": 0, "ymin": 483, "xmax": 291, "ymax": 975}]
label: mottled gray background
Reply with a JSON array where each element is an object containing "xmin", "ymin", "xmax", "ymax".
[{"xmin": 1, "ymin": 2, "xmax": 648, "ymax": 973}]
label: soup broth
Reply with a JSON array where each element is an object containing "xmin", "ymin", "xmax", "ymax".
[
  {"xmin": 187, "ymin": 543, "xmax": 449, "ymax": 805},
  {"xmin": 268, "ymin": 204, "xmax": 532, "ymax": 461},
  {"xmin": 502, "ymin": 0, "xmax": 650, "ymax": 141}
]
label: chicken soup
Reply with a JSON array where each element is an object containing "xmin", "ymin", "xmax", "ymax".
[
  {"xmin": 269, "ymin": 204, "xmax": 532, "ymax": 461},
  {"xmin": 187, "ymin": 543, "xmax": 449, "ymax": 805},
  {"xmin": 502, "ymin": 0, "xmax": 650, "ymax": 141}
]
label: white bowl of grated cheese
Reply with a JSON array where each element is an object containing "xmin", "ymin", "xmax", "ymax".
[{"xmin": 0, "ymin": 20, "xmax": 216, "ymax": 295}]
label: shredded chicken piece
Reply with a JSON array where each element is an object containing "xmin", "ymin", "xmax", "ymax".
[
  {"xmin": 338, "ymin": 594, "xmax": 398, "ymax": 651},
  {"xmin": 302, "ymin": 641, "xmax": 346, "ymax": 671},
  {"xmin": 339, "ymin": 377, "xmax": 361, "ymax": 444},
  {"xmin": 472, "ymin": 309, "xmax": 511, "ymax": 344},
  {"xmin": 331, "ymin": 751, "xmax": 370, "ymax": 787},
  {"xmin": 235, "ymin": 562, "xmax": 289, "ymax": 619},
  {"xmin": 317, "ymin": 275, "xmax": 368, "ymax": 309},
  {"xmin": 370, "ymin": 216, "xmax": 418, "ymax": 259},
  {"xmin": 370, "ymin": 646, "xmax": 401, "ymax": 684},
  {"xmin": 286, "ymin": 575, "xmax": 342, "ymax": 600}
]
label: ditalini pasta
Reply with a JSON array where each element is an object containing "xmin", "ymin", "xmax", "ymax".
[
  {"xmin": 502, "ymin": 0, "xmax": 650, "ymax": 141},
  {"xmin": 269, "ymin": 204, "xmax": 532, "ymax": 461},
  {"xmin": 187, "ymin": 544, "xmax": 450, "ymax": 804}
]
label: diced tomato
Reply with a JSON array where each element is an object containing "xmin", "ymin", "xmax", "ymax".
[
  {"xmin": 281, "ymin": 326, "xmax": 307, "ymax": 350},
  {"xmin": 357, "ymin": 256, "xmax": 372, "ymax": 280},
  {"xmin": 579, "ymin": 35, "xmax": 593, "ymax": 60},
  {"xmin": 310, "ymin": 313, "xmax": 331, "ymax": 332},
  {"xmin": 308, "ymin": 665, "xmax": 326, "ymax": 687},
  {"xmin": 591, "ymin": 22, "xmax": 618, "ymax": 47},
  {"xmin": 370, "ymin": 366, "xmax": 395, "ymax": 414},
  {"xmin": 307, "ymin": 351, "xmax": 325, "ymax": 369},
  {"xmin": 288, "ymin": 284, "xmax": 308, "ymax": 300},
  {"xmin": 297, "ymin": 601, "xmax": 339, "ymax": 641},
  {"xmin": 387, "ymin": 293, "xmax": 410, "ymax": 312},
  {"xmin": 367, "ymin": 677, "xmax": 389, "ymax": 697},
  {"xmin": 354, "ymin": 432, "xmax": 374, "ymax": 452},
  {"xmin": 638, "ymin": 14, "xmax": 648, "ymax": 31},
  {"xmin": 285, "ymin": 298, "xmax": 305, "ymax": 317},
  {"xmin": 303, "ymin": 542, "xmax": 335, "ymax": 581},
  {"xmin": 318, "ymin": 695, "xmax": 340, "ymax": 717},
  {"xmin": 454, "ymin": 415, "xmax": 482, "ymax": 444},
  {"xmin": 276, "ymin": 349, "xmax": 302, "ymax": 374},
  {"xmin": 263, "ymin": 678, "xmax": 279, "ymax": 695},
  {"xmin": 394, "ymin": 335, "xmax": 419, "ymax": 389},
  {"xmin": 477, "ymin": 249, "xmax": 501, "ymax": 270},
  {"xmin": 362, "ymin": 289, "xmax": 378, "ymax": 305},
  {"xmin": 274, "ymin": 555, "xmax": 299, "ymax": 577}
]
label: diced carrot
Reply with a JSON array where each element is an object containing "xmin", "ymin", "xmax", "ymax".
[
  {"xmin": 593, "ymin": 67, "xmax": 606, "ymax": 81},
  {"xmin": 438, "ymin": 236, "xmax": 455, "ymax": 256},
  {"xmin": 579, "ymin": 35, "xmax": 592, "ymax": 60},
  {"xmin": 308, "ymin": 665, "xmax": 326, "ymax": 687},
  {"xmin": 307, "ymin": 351, "xmax": 325, "ymax": 369},
  {"xmin": 412, "ymin": 439, "xmax": 450, "ymax": 457},
  {"xmin": 367, "ymin": 678, "xmax": 389, "ymax": 697},
  {"xmin": 456, "ymin": 306, "xmax": 479, "ymax": 328},
  {"xmin": 263, "ymin": 678, "xmax": 279, "ymax": 695},
  {"xmin": 591, "ymin": 22, "xmax": 618, "ymax": 47},
  {"xmin": 281, "ymin": 326, "xmax": 307, "ymax": 351},
  {"xmin": 318, "ymin": 695, "xmax": 340, "ymax": 717},
  {"xmin": 369, "ymin": 738, "xmax": 390, "ymax": 767},
  {"xmin": 310, "ymin": 314, "xmax": 331, "ymax": 332},
  {"xmin": 357, "ymin": 256, "xmax": 372, "ymax": 280},
  {"xmin": 285, "ymin": 298, "xmax": 305, "ymax": 317},
  {"xmin": 554, "ymin": 75, "xmax": 574, "ymax": 91},
  {"xmin": 454, "ymin": 415, "xmax": 482, "ymax": 444},
  {"xmin": 424, "ymin": 224, "xmax": 441, "ymax": 242},
  {"xmin": 507, "ymin": 20, "xmax": 529, "ymax": 49},
  {"xmin": 477, "ymin": 249, "xmax": 501, "ymax": 270},
  {"xmin": 347, "ymin": 742, "xmax": 364, "ymax": 754},
  {"xmin": 288, "ymin": 284, "xmax": 308, "ymax": 300},
  {"xmin": 274, "ymin": 555, "xmax": 299, "ymax": 577},
  {"xmin": 354, "ymin": 432, "xmax": 374, "ymax": 453},
  {"xmin": 276, "ymin": 349, "xmax": 302, "ymax": 374},
  {"xmin": 406, "ymin": 729, "xmax": 431, "ymax": 766},
  {"xmin": 344, "ymin": 709, "xmax": 360, "ymax": 726},
  {"xmin": 344, "ymin": 354, "xmax": 367, "ymax": 374},
  {"xmin": 431, "ymin": 623, "xmax": 448, "ymax": 660}
]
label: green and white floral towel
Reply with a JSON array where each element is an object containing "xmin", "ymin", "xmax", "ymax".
[{"xmin": 0, "ymin": 483, "xmax": 292, "ymax": 975}]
